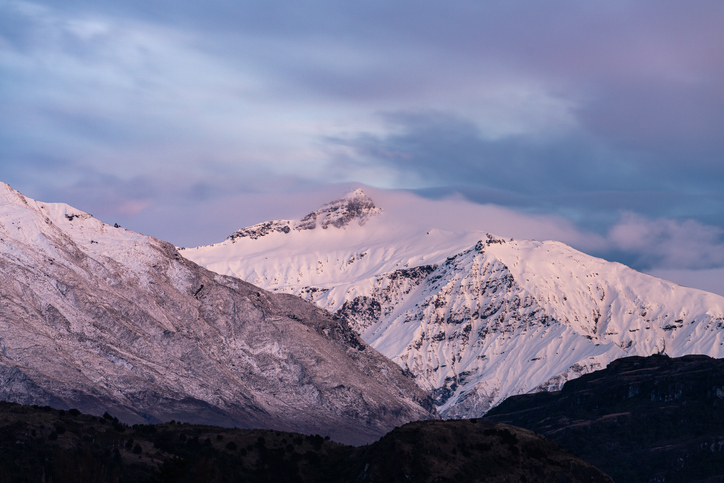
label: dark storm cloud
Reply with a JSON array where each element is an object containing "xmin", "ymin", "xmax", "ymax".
[
  {"xmin": 326, "ymin": 101, "xmax": 724, "ymax": 279},
  {"xmin": 327, "ymin": 110, "xmax": 717, "ymax": 222},
  {"xmin": 329, "ymin": 111, "xmax": 628, "ymax": 193}
]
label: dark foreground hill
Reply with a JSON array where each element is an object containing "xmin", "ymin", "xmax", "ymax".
[
  {"xmin": 484, "ymin": 354, "xmax": 724, "ymax": 483},
  {"xmin": 0, "ymin": 401, "xmax": 611, "ymax": 482}
]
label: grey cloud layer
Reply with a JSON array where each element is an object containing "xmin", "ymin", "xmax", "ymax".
[{"xmin": 1, "ymin": 1, "xmax": 723, "ymax": 291}]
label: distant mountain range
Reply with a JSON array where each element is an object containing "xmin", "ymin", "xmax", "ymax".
[
  {"xmin": 183, "ymin": 189, "xmax": 724, "ymax": 418},
  {"xmin": 0, "ymin": 183, "xmax": 437, "ymax": 444}
]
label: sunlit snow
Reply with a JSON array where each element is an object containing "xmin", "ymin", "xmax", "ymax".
[{"xmin": 184, "ymin": 189, "xmax": 724, "ymax": 417}]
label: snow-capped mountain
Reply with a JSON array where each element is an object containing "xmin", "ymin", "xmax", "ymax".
[
  {"xmin": 0, "ymin": 183, "xmax": 437, "ymax": 444},
  {"xmin": 183, "ymin": 189, "xmax": 724, "ymax": 418}
]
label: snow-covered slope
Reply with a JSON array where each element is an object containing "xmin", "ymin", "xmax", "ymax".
[
  {"xmin": 0, "ymin": 183, "xmax": 437, "ymax": 443},
  {"xmin": 183, "ymin": 189, "xmax": 724, "ymax": 418}
]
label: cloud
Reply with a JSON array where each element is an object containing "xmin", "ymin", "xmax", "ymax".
[
  {"xmin": 1, "ymin": 0, "xmax": 723, "ymax": 294},
  {"xmin": 325, "ymin": 109, "xmax": 656, "ymax": 217},
  {"xmin": 325, "ymin": 105, "xmax": 724, "ymax": 240},
  {"xmin": 607, "ymin": 213, "xmax": 724, "ymax": 270},
  {"xmin": 2, "ymin": 157, "xmax": 337, "ymax": 247},
  {"xmin": 0, "ymin": 1, "xmax": 332, "ymax": 179},
  {"xmin": 347, "ymin": 187, "xmax": 724, "ymax": 296},
  {"xmin": 375, "ymin": 186, "xmax": 724, "ymax": 291}
]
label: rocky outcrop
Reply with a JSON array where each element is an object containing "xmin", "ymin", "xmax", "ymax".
[
  {"xmin": 228, "ymin": 220, "xmax": 292, "ymax": 241},
  {"xmin": 225, "ymin": 189, "xmax": 381, "ymax": 242}
]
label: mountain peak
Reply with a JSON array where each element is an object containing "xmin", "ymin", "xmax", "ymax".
[
  {"xmin": 228, "ymin": 189, "xmax": 382, "ymax": 242},
  {"xmin": 186, "ymin": 193, "xmax": 724, "ymax": 419},
  {"xmin": 0, "ymin": 182, "xmax": 27, "ymax": 206},
  {"xmin": 301, "ymin": 188, "xmax": 381, "ymax": 231}
]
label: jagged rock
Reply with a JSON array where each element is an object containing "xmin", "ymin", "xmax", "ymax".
[
  {"xmin": 223, "ymin": 189, "xmax": 382, "ymax": 242},
  {"xmin": 312, "ymin": 188, "xmax": 381, "ymax": 230},
  {"xmin": 228, "ymin": 220, "xmax": 293, "ymax": 241}
]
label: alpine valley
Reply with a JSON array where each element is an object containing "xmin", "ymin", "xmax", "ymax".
[
  {"xmin": 183, "ymin": 189, "xmax": 724, "ymax": 418},
  {"xmin": 0, "ymin": 183, "xmax": 438, "ymax": 445}
]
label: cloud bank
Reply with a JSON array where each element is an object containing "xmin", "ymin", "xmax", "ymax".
[{"xmin": 0, "ymin": 1, "xmax": 722, "ymax": 294}]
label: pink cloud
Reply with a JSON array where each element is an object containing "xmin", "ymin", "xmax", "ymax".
[
  {"xmin": 115, "ymin": 199, "xmax": 152, "ymax": 216},
  {"xmin": 608, "ymin": 212, "xmax": 724, "ymax": 269}
]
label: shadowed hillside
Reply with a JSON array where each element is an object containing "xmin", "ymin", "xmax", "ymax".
[
  {"xmin": 0, "ymin": 401, "xmax": 611, "ymax": 482},
  {"xmin": 484, "ymin": 354, "xmax": 724, "ymax": 482}
]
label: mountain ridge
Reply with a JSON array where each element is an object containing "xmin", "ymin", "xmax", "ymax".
[
  {"xmin": 183, "ymin": 189, "xmax": 724, "ymax": 417},
  {"xmin": 0, "ymin": 182, "xmax": 437, "ymax": 444},
  {"xmin": 225, "ymin": 188, "xmax": 382, "ymax": 242}
]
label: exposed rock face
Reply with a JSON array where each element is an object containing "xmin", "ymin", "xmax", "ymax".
[
  {"xmin": 311, "ymin": 188, "xmax": 380, "ymax": 230},
  {"xmin": 226, "ymin": 189, "xmax": 381, "ymax": 241},
  {"xmin": 0, "ymin": 183, "xmax": 437, "ymax": 444},
  {"xmin": 484, "ymin": 354, "xmax": 724, "ymax": 483},
  {"xmin": 183, "ymin": 191, "xmax": 724, "ymax": 419},
  {"xmin": 228, "ymin": 220, "xmax": 293, "ymax": 241}
]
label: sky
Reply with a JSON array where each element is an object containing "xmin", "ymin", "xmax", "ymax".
[{"xmin": 1, "ymin": 1, "xmax": 723, "ymax": 296}]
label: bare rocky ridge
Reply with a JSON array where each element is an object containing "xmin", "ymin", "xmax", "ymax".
[
  {"xmin": 227, "ymin": 189, "xmax": 381, "ymax": 241},
  {"xmin": 0, "ymin": 183, "xmax": 437, "ymax": 444}
]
